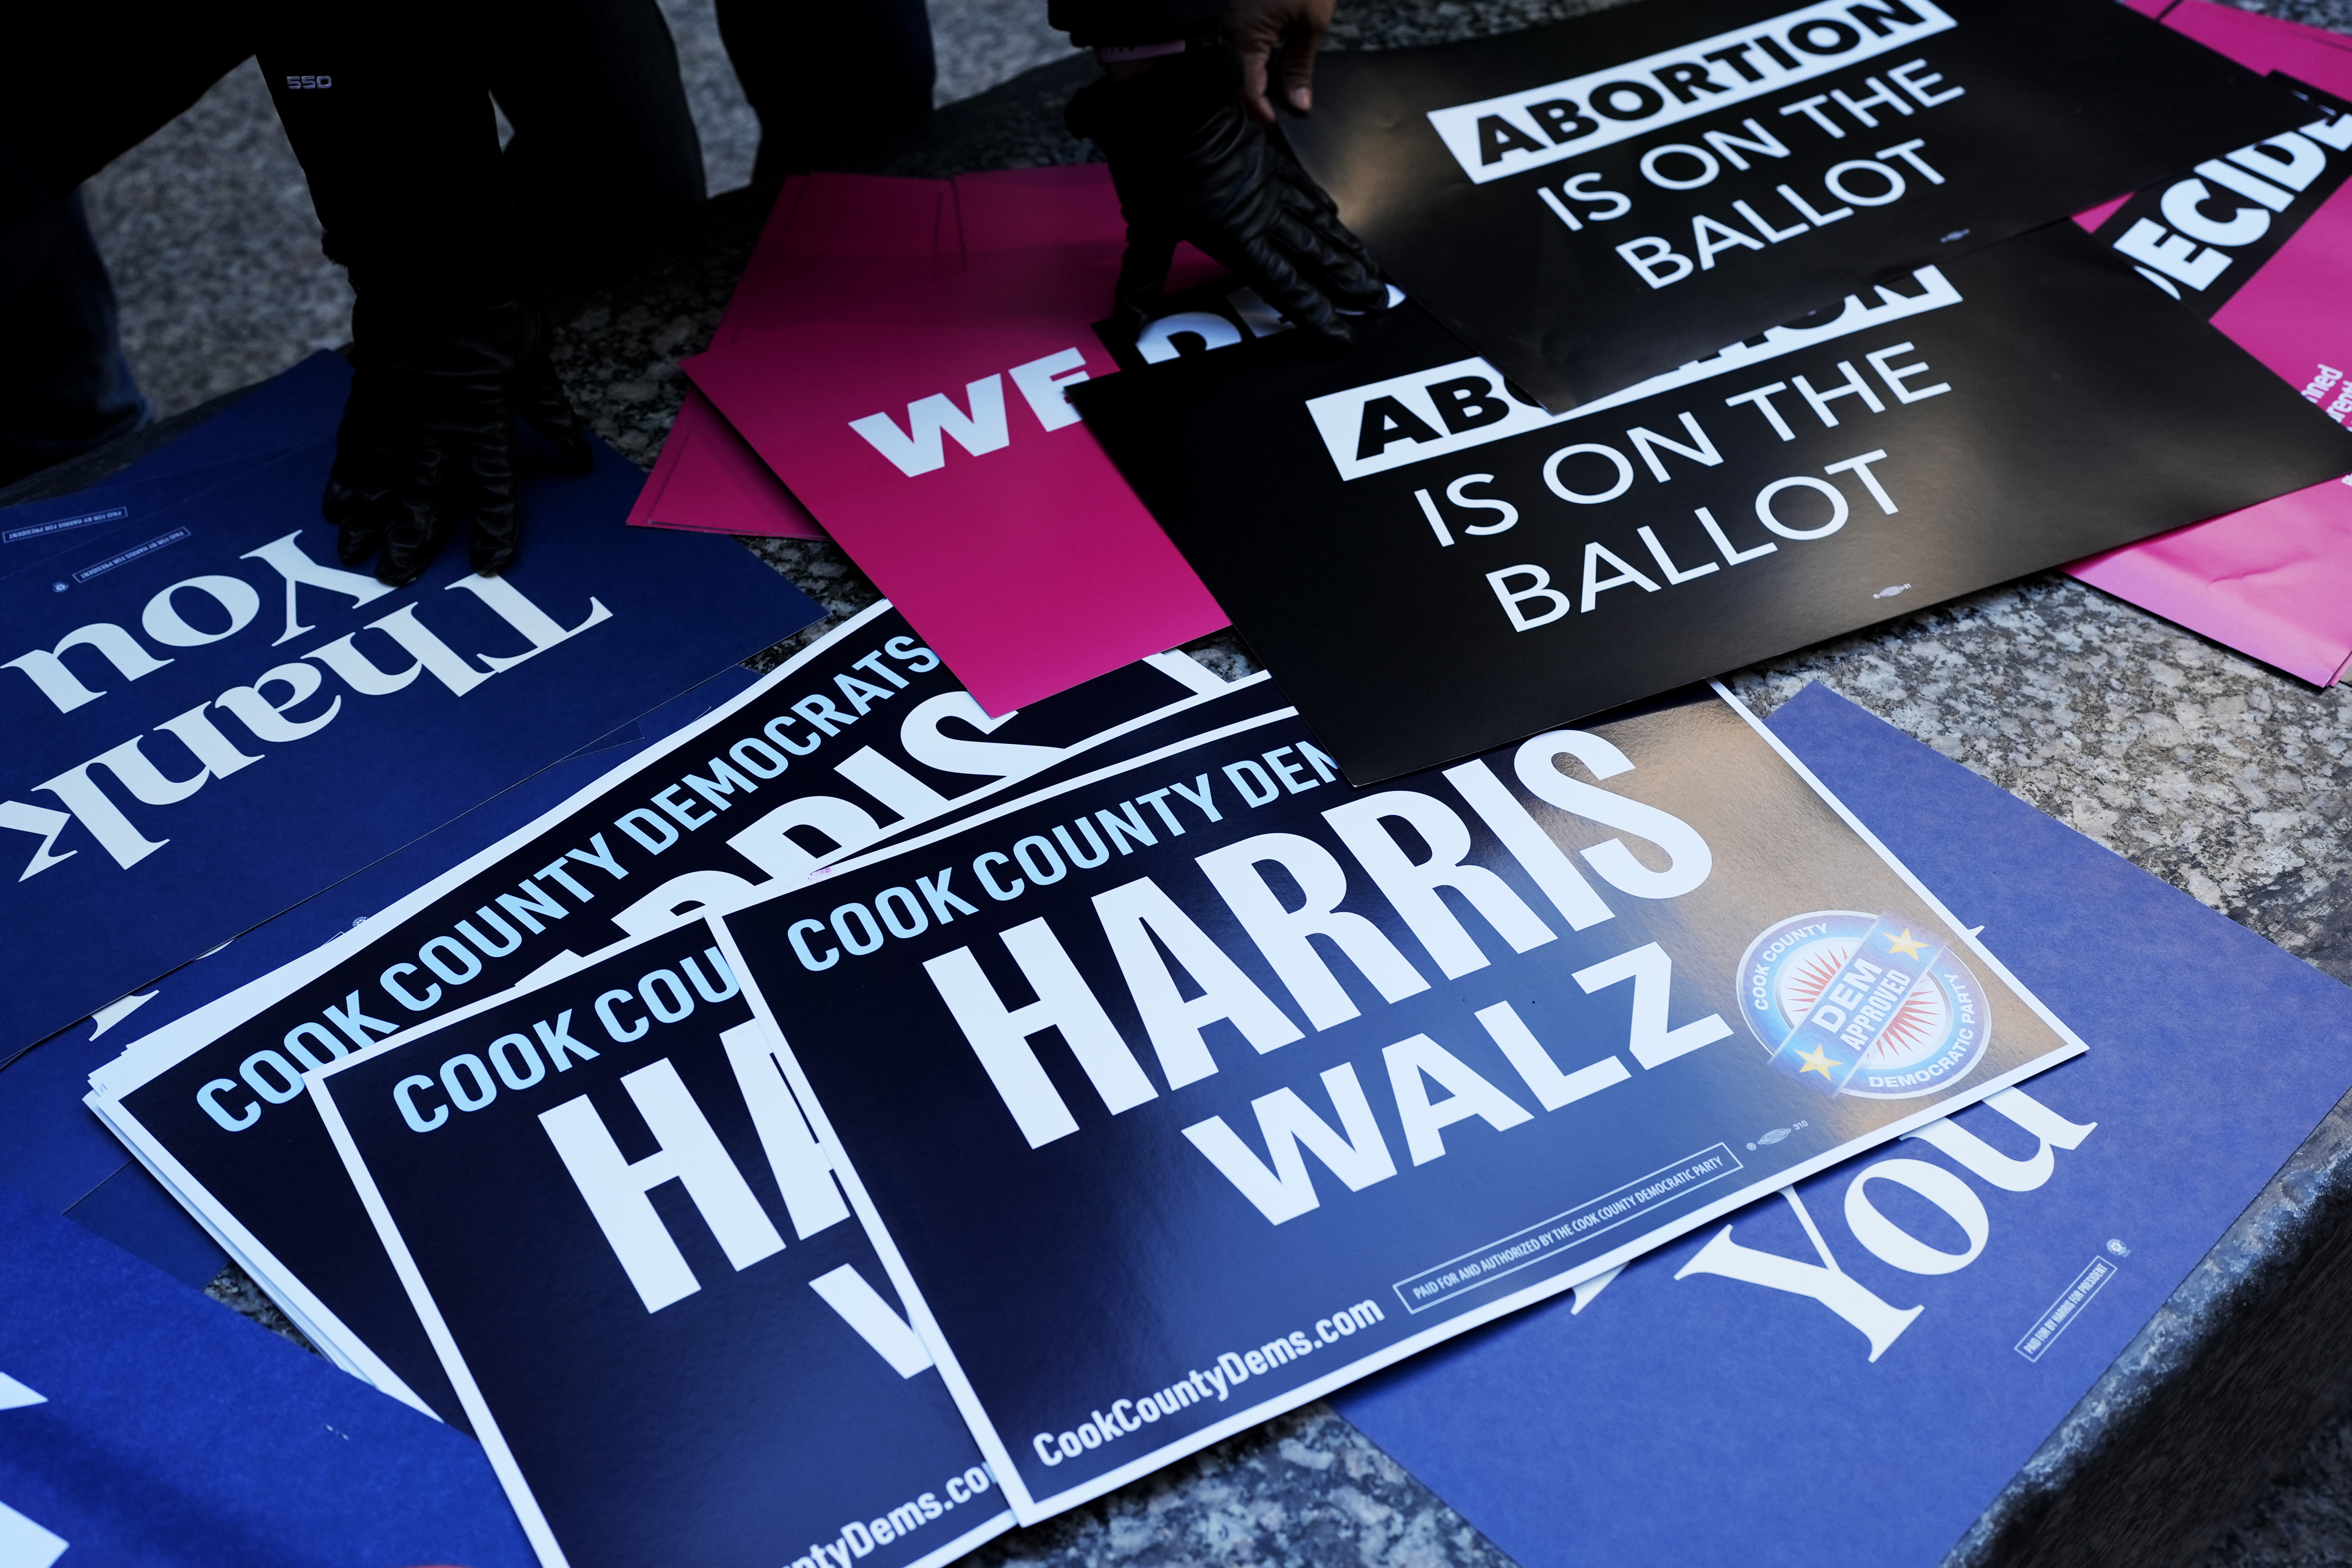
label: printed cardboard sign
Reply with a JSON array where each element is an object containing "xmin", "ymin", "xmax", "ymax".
[
  {"xmin": 1071, "ymin": 222, "xmax": 2352, "ymax": 783},
  {"xmin": 686, "ymin": 247, "xmax": 1229, "ymax": 715},
  {"xmin": 1334, "ymin": 683, "xmax": 2352, "ymax": 1568},
  {"xmin": 2061, "ymin": 28, "xmax": 2352, "ymax": 684},
  {"xmin": 309, "ymin": 925, "xmax": 1014, "ymax": 1568},
  {"xmin": 628, "ymin": 389, "xmax": 828, "ymax": 541},
  {"xmin": 1, "ymin": 430, "xmax": 820, "ymax": 1055},
  {"xmin": 0, "ymin": 350, "xmax": 352, "ymax": 565},
  {"xmin": 0, "ymin": 670, "xmax": 759, "ymax": 1298},
  {"xmin": 1284, "ymin": 0, "xmax": 2310, "ymax": 410},
  {"xmin": 0, "ymin": 1182, "xmax": 536, "ymax": 1568},
  {"xmin": 87, "ymin": 610, "xmax": 1246, "ymax": 1424},
  {"xmin": 716, "ymin": 685, "xmax": 2084, "ymax": 1524}
]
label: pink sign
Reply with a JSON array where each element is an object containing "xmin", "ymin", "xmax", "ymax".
[
  {"xmin": 688, "ymin": 232, "xmax": 1228, "ymax": 712},
  {"xmin": 629, "ymin": 167, "xmax": 1216, "ymax": 558},
  {"xmin": 626, "ymin": 388, "xmax": 826, "ymax": 540},
  {"xmin": 2066, "ymin": 0, "xmax": 2352, "ymax": 685},
  {"xmin": 629, "ymin": 174, "xmax": 956, "ymax": 541}
]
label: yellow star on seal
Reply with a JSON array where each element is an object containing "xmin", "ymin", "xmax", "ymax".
[
  {"xmin": 1795, "ymin": 1043, "xmax": 1841, "ymax": 1079},
  {"xmin": 1884, "ymin": 928, "xmax": 1929, "ymax": 959}
]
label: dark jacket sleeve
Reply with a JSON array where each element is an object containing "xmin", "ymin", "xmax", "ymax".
[
  {"xmin": 1048, "ymin": 0, "xmax": 1226, "ymax": 49},
  {"xmin": 258, "ymin": 1, "xmax": 518, "ymax": 302}
]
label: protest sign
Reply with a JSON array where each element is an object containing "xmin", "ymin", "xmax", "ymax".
[
  {"xmin": 0, "ymin": 1181, "xmax": 535, "ymax": 1568},
  {"xmin": 2057, "ymin": 15, "xmax": 2352, "ymax": 685},
  {"xmin": 686, "ymin": 179, "xmax": 1229, "ymax": 714},
  {"xmin": 1333, "ymin": 682, "xmax": 2352, "ymax": 1568},
  {"xmin": 0, "ymin": 669, "xmax": 763, "ymax": 1296},
  {"xmin": 1, "ymin": 424, "xmax": 820, "ymax": 1056},
  {"xmin": 627, "ymin": 389, "xmax": 828, "ymax": 540},
  {"xmin": 88, "ymin": 610, "xmax": 1244, "ymax": 1422},
  {"xmin": 718, "ymin": 685, "xmax": 2085, "ymax": 1523},
  {"xmin": 0, "ymin": 350, "xmax": 352, "ymax": 557},
  {"xmin": 308, "ymin": 925, "xmax": 1014, "ymax": 1568},
  {"xmin": 635, "ymin": 168, "xmax": 1199, "ymax": 546},
  {"xmin": 1284, "ymin": 0, "xmax": 2310, "ymax": 410},
  {"xmin": 1071, "ymin": 221, "xmax": 2352, "ymax": 783},
  {"xmin": 628, "ymin": 174, "xmax": 938, "ymax": 543}
]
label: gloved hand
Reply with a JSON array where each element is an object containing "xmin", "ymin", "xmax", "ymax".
[
  {"xmin": 1066, "ymin": 43, "xmax": 1387, "ymax": 347},
  {"xmin": 326, "ymin": 293, "xmax": 593, "ymax": 588}
]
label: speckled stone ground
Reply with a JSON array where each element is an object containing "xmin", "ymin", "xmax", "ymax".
[{"xmin": 66, "ymin": 0, "xmax": 2352, "ymax": 1562}]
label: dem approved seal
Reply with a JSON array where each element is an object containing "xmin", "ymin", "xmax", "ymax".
[{"xmin": 1737, "ymin": 911, "xmax": 1989, "ymax": 1099}]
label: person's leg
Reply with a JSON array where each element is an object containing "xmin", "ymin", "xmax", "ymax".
[
  {"xmin": 0, "ymin": 170, "xmax": 148, "ymax": 488},
  {"xmin": 484, "ymin": 0, "xmax": 708, "ymax": 283},
  {"xmin": 0, "ymin": 3, "xmax": 250, "ymax": 485},
  {"xmin": 714, "ymin": 0, "xmax": 936, "ymax": 183}
]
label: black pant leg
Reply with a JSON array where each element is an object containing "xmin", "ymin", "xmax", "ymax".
[
  {"xmin": 0, "ymin": 172, "xmax": 148, "ymax": 487},
  {"xmin": 0, "ymin": 3, "xmax": 250, "ymax": 483},
  {"xmin": 485, "ymin": 0, "xmax": 708, "ymax": 275},
  {"xmin": 257, "ymin": 3, "xmax": 517, "ymax": 301},
  {"xmin": 714, "ymin": 0, "xmax": 936, "ymax": 181}
]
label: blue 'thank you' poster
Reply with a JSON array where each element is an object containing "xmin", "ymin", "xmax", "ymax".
[{"xmin": 1, "ymin": 413, "xmax": 821, "ymax": 1053}]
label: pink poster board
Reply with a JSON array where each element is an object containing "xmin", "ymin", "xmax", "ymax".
[
  {"xmin": 686, "ymin": 225, "xmax": 1229, "ymax": 712},
  {"xmin": 628, "ymin": 167, "xmax": 1213, "ymax": 551},
  {"xmin": 629, "ymin": 174, "xmax": 956, "ymax": 541},
  {"xmin": 680, "ymin": 165, "xmax": 1229, "ymax": 711},
  {"xmin": 626, "ymin": 387, "xmax": 827, "ymax": 540},
  {"xmin": 2065, "ymin": 0, "xmax": 2352, "ymax": 685}
]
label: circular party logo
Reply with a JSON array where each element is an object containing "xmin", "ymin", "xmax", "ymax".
[{"xmin": 1737, "ymin": 911, "xmax": 1990, "ymax": 1099}]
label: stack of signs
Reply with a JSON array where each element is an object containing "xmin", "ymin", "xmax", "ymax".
[
  {"xmin": 1281, "ymin": 0, "xmax": 2315, "ymax": 409},
  {"xmin": 0, "ymin": 1180, "xmax": 535, "ymax": 1568},
  {"xmin": 113, "ymin": 624, "xmax": 2114, "ymax": 1561},
  {"xmin": 683, "ymin": 169, "xmax": 1231, "ymax": 713},
  {"xmin": 2, "ymin": 666, "xmax": 764, "ymax": 1293},
  {"xmin": 1327, "ymin": 683, "xmax": 2352, "ymax": 1568},
  {"xmin": 704, "ymin": 681, "xmax": 2085, "ymax": 1523},
  {"xmin": 1, "ymin": 351, "xmax": 820, "ymax": 1058},
  {"xmin": 1071, "ymin": 222, "xmax": 2352, "ymax": 781},
  {"xmin": 88, "ymin": 604, "xmax": 1266, "ymax": 1423},
  {"xmin": 627, "ymin": 173, "xmax": 956, "ymax": 543},
  {"xmin": 1, "ymin": 350, "xmax": 819, "ymax": 1300},
  {"xmin": 2064, "ymin": 0, "xmax": 2352, "ymax": 686},
  {"xmin": 307, "ymin": 927, "xmax": 1017, "ymax": 1568}
]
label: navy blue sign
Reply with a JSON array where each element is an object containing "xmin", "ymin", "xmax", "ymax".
[
  {"xmin": 1332, "ymin": 683, "xmax": 2352, "ymax": 1568},
  {"xmin": 0, "ymin": 350, "xmax": 350, "ymax": 572},
  {"xmin": 718, "ymin": 687, "xmax": 2082, "ymax": 1522},
  {"xmin": 309, "ymin": 924, "xmax": 1013, "ymax": 1568},
  {"xmin": 2, "ymin": 415, "xmax": 821, "ymax": 1053},
  {"xmin": 90, "ymin": 615, "xmax": 1248, "ymax": 1426},
  {"xmin": 0, "ymin": 670, "xmax": 764, "ymax": 1302},
  {"xmin": 0, "ymin": 1180, "xmax": 535, "ymax": 1568}
]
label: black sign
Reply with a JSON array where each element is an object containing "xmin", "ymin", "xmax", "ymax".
[
  {"xmin": 1284, "ymin": 0, "xmax": 2311, "ymax": 409},
  {"xmin": 720, "ymin": 688, "xmax": 2081, "ymax": 1524},
  {"xmin": 1071, "ymin": 223, "xmax": 2352, "ymax": 783},
  {"xmin": 92, "ymin": 607, "xmax": 1244, "ymax": 1424},
  {"xmin": 311, "ymin": 923, "xmax": 1015, "ymax": 1568},
  {"xmin": 2086, "ymin": 74, "xmax": 2352, "ymax": 319}
]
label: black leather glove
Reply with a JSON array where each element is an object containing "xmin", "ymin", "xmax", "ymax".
[
  {"xmin": 1066, "ymin": 44, "xmax": 1386, "ymax": 347},
  {"xmin": 327, "ymin": 293, "xmax": 593, "ymax": 588}
]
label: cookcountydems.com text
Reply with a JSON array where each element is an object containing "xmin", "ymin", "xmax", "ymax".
[
  {"xmin": 1031, "ymin": 1299, "xmax": 1387, "ymax": 1466},
  {"xmin": 788, "ymin": 1463, "xmax": 998, "ymax": 1568}
]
